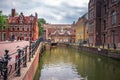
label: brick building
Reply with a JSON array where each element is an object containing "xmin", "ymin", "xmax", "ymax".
[
  {"xmin": 0, "ymin": 9, "xmax": 39, "ymax": 41},
  {"xmin": 102, "ymin": 0, "xmax": 120, "ymax": 49},
  {"xmin": 0, "ymin": 26, "xmax": 7, "ymax": 41},
  {"xmin": 88, "ymin": 0, "xmax": 102, "ymax": 46},
  {"xmin": 88, "ymin": 0, "xmax": 120, "ymax": 49},
  {"xmin": 50, "ymin": 28, "xmax": 75, "ymax": 43},
  {"xmin": 43, "ymin": 24, "xmax": 75, "ymax": 43}
]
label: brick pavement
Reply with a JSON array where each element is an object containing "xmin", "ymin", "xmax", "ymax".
[
  {"xmin": 0, "ymin": 41, "xmax": 30, "ymax": 79},
  {"xmin": 0, "ymin": 41, "xmax": 29, "ymax": 57}
]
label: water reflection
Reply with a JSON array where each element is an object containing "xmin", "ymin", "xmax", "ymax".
[{"xmin": 34, "ymin": 47, "xmax": 120, "ymax": 80}]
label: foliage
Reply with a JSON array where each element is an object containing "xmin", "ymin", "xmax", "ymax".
[
  {"xmin": 38, "ymin": 18, "xmax": 46, "ymax": 36},
  {"xmin": 0, "ymin": 11, "xmax": 7, "ymax": 30}
]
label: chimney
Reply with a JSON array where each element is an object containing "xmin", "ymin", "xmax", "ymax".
[
  {"xmin": 35, "ymin": 13, "xmax": 38, "ymax": 18},
  {"xmin": 11, "ymin": 9, "xmax": 16, "ymax": 17}
]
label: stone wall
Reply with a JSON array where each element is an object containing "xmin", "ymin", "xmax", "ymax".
[
  {"xmin": 66, "ymin": 44, "xmax": 120, "ymax": 60},
  {"xmin": 78, "ymin": 46, "xmax": 120, "ymax": 60}
]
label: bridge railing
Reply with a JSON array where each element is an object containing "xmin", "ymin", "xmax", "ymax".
[{"xmin": 0, "ymin": 37, "xmax": 43, "ymax": 80}]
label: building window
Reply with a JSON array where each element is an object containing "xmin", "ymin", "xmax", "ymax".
[
  {"xmin": 104, "ymin": 5, "xmax": 107, "ymax": 14},
  {"xmin": 12, "ymin": 27, "xmax": 14, "ymax": 31},
  {"xmin": 27, "ymin": 27, "xmax": 29, "ymax": 31},
  {"xmin": 15, "ymin": 26, "xmax": 17, "ymax": 31},
  {"xmin": 15, "ymin": 32, "xmax": 18, "ymax": 36},
  {"xmin": 89, "ymin": 10, "xmax": 94, "ymax": 19},
  {"xmin": 112, "ymin": 0, "xmax": 117, "ymax": 3},
  {"xmin": 103, "ymin": 20, "xmax": 106, "ymax": 30},
  {"xmin": 10, "ymin": 26, "xmax": 12, "ymax": 31},
  {"xmin": 22, "ymin": 28, "xmax": 24, "ymax": 31},
  {"xmin": 17, "ymin": 28, "xmax": 19, "ymax": 31},
  {"xmin": 90, "ymin": 0, "xmax": 94, "ymax": 6},
  {"xmin": 2, "ymin": 32, "xmax": 6, "ymax": 41},
  {"xmin": 24, "ymin": 33, "xmax": 27, "ymax": 37},
  {"xmin": 89, "ymin": 23, "xmax": 94, "ymax": 32},
  {"xmin": 20, "ymin": 26, "xmax": 22, "ymax": 31},
  {"xmin": 20, "ymin": 33, "xmax": 23, "ymax": 37},
  {"xmin": 24, "ymin": 26, "xmax": 27, "ymax": 31},
  {"xmin": 111, "ymin": 11, "xmax": 116, "ymax": 25}
]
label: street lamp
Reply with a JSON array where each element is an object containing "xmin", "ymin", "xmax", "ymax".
[{"xmin": 29, "ymin": 16, "xmax": 33, "ymax": 61}]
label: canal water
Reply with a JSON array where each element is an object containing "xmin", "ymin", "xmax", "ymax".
[{"xmin": 34, "ymin": 47, "xmax": 120, "ymax": 80}]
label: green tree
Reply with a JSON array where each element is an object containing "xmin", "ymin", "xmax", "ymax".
[
  {"xmin": 0, "ymin": 11, "xmax": 7, "ymax": 30},
  {"xmin": 38, "ymin": 18, "xmax": 46, "ymax": 36}
]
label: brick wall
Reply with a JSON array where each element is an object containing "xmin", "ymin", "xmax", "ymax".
[{"xmin": 23, "ymin": 43, "xmax": 43, "ymax": 80}]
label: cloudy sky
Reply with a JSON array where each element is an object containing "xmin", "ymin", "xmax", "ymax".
[{"xmin": 0, "ymin": 0, "xmax": 89, "ymax": 24}]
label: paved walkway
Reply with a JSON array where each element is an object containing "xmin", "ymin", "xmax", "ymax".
[{"xmin": 0, "ymin": 41, "xmax": 29, "ymax": 58}]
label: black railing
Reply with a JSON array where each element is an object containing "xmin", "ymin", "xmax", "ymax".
[{"xmin": 0, "ymin": 38, "xmax": 43, "ymax": 80}]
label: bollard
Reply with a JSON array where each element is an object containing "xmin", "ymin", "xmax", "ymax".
[{"xmin": 17, "ymin": 49, "xmax": 21, "ymax": 76}]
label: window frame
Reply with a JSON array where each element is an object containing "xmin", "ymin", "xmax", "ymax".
[{"xmin": 111, "ymin": 11, "xmax": 116, "ymax": 25}]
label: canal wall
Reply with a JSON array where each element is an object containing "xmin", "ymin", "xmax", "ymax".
[
  {"xmin": 23, "ymin": 42, "xmax": 45, "ymax": 80},
  {"xmin": 65, "ymin": 44, "xmax": 120, "ymax": 60},
  {"xmin": 78, "ymin": 46, "xmax": 120, "ymax": 60},
  {"xmin": 12, "ymin": 42, "xmax": 45, "ymax": 80}
]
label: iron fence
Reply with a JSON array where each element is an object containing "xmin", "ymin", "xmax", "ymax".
[{"xmin": 0, "ymin": 37, "xmax": 43, "ymax": 80}]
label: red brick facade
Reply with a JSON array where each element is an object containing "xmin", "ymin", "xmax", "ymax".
[
  {"xmin": 88, "ymin": 0, "xmax": 120, "ymax": 49},
  {"xmin": 104, "ymin": 0, "xmax": 120, "ymax": 49},
  {"xmin": 88, "ymin": 0, "xmax": 102, "ymax": 46},
  {"xmin": 0, "ymin": 9, "xmax": 39, "ymax": 41}
]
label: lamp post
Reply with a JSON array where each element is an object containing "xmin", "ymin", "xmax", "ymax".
[{"xmin": 29, "ymin": 16, "xmax": 33, "ymax": 61}]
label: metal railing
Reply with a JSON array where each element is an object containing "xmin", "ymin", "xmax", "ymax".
[{"xmin": 0, "ymin": 37, "xmax": 43, "ymax": 80}]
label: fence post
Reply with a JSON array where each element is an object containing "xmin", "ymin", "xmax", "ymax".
[
  {"xmin": 29, "ymin": 45, "xmax": 31, "ymax": 62},
  {"xmin": 31, "ymin": 44, "xmax": 34, "ymax": 58},
  {"xmin": 17, "ymin": 49, "xmax": 21, "ymax": 76},
  {"xmin": 21, "ymin": 50, "xmax": 24, "ymax": 67},
  {"xmin": 3, "ymin": 50, "xmax": 10, "ymax": 80},
  {"xmin": 15, "ymin": 55, "xmax": 18, "ymax": 72},
  {"xmin": 23, "ymin": 46, "xmax": 27, "ymax": 67}
]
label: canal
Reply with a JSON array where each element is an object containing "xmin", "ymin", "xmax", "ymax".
[{"xmin": 34, "ymin": 47, "xmax": 120, "ymax": 80}]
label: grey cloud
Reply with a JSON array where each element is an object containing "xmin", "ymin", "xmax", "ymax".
[{"xmin": 0, "ymin": 0, "xmax": 88, "ymax": 24}]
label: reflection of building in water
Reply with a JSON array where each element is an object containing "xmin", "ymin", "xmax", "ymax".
[{"xmin": 43, "ymin": 23, "xmax": 75, "ymax": 43}]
